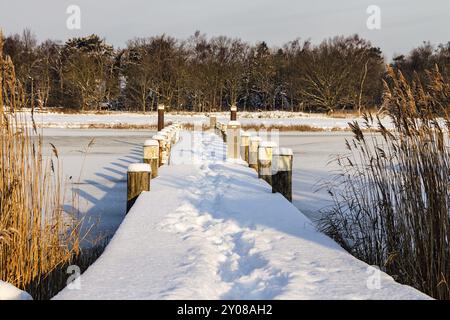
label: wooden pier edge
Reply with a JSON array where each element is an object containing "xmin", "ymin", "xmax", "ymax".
[{"xmin": 127, "ymin": 163, "xmax": 151, "ymax": 213}]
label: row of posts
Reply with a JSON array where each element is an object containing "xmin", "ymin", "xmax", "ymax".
[
  {"xmin": 127, "ymin": 106, "xmax": 182, "ymax": 213},
  {"xmin": 126, "ymin": 105, "xmax": 293, "ymax": 213},
  {"xmin": 210, "ymin": 108, "xmax": 293, "ymax": 202}
]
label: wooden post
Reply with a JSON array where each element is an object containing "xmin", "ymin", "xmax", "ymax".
[
  {"xmin": 217, "ymin": 122, "xmax": 223, "ymax": 138},
  {"xmin": 166, "ymin": 126, "xmax": 176, "ymax": 144},
  {"xmin": 170, "ymin": 127, "xmax": 176, "ymax": 145},
  {"xmin": 240, "ymin": 132, "xmax": 250, "ymax": 163},
  {"xmin": 214, "ymin": 121, "xmax": 219, "ymax": 135},
  {"xmin": 210, "ymin": 115, "xmax": 217, "ymax": 129},
  {"xmin": 272, "ymin": 148, "xmax": 293, "ymax": 202},
  {"xmin": 127, "ymin": 163, "xmax": 151, "ymax": 213},
  {"xmin": 152, "ymin": 134, "xmax": 166, "ymax": 167},
  {"xmin": 161, "ymin": 128, "xmax": 173, "ymax": 145},
  {"xmin": 230, "ymin": 106, "xmax": 237, "ymax": 121},
  {"xmin": 170, "ymin": 127, "xmax": 177, "ymax": 144},
  {"xmin": 221, "ymin": 123, "xmax": 227, "ymax": 142},
  {"xmin": 170, "ymin": 123, "xmax": 180, "ymax": 143},
  {"xmin": 158, "ymin": 131, "xmax": 171, "ymax": 165},
  {"xmin": 175, "ymin": 124, "xmax": 181, "ymax": 142},
  {"xmin": 249, "ymin": 136, "xmax": 262, "ymax": 171},
  {"xmin": 258, "ymin": 141, "xmax": 277, "ymax": 186},
  {"xmin": 227, "ymin": 121, "xmax": 241, "ymax": 159},
  {"xmin": 143, "ymin": 139, "xmax": 159, "ymax": 178},
  {"xmin": 157, "ymin": 105, "xmax": 165, "ymax": 131}
]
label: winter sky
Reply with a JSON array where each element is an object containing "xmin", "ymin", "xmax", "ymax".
[{"xmin": 0, "ymin": 0, "xmax": 449, "ymax": 59}]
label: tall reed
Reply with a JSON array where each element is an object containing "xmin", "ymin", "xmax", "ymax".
[
  {"xmin": 0, "ymin": 34, "xmax": 88, "ymax": 299},
  {"xmin": 319, "ymin": 66, "xmax": 450, "ymax": 299}
]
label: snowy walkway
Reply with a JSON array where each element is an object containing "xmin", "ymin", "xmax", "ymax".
[{"xmin": 54, "ymin": 131, "xmax": 429, "ymax": 300}]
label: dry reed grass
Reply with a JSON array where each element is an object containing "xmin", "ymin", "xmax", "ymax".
[
  {"xmin": 319, "ymin": 66, "xmax": 450, "ymax": 299},
  {"xmin": 0, "ymin": 34, "xmax": 103, "ymax": 300}
]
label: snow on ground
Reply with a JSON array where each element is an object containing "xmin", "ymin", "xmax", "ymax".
[
  {"xmin": 0, "ymin": 281, "xmax": 32, "ymax": 300},
  {"xmin": 54, "ymin": 130, "xmax": 429, "ymax": 300},
  {"xmin": 24, "ymin": 110, "xmax": 394, "ymax": 131}
]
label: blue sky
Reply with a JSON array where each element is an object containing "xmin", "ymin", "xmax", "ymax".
[{"xmin": 1, "ymin": 0, "xmax": 449, "ymax": 59}]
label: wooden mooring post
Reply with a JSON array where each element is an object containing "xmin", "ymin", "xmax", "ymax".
[
  {"xmin": 127, "ymin": 163, "xmax": 151, "ymax": 213},
  {"xmin": 258, "ymin": 141, "xmax": 277, "ymax": 185},
  {"xmin": 158, "ymin": 131, "xmax": 171, "ymax": 165},
  {"xmin": 127, "ymin": 124, "xmax": 181, "ymax": 213},
  {"xmin": 161, "ymin": 127, "xmax": 174, "ymax": 145},
  {"xmin": 170, "ymin": 123, "xmax": 180, "ymax": 143},
  {"xmin": 210, "ymin": 115, "xmax": 217, "ymax": 129},
  {"xmin": 249, "ymin": 136, "xmax": 262, "ymax": 171},
  {"xmin": 169, "ymin": 126, "xmax": 177, "ymax": 144},
  {"xmin": 143, "ymin": 139, "xmax": 159, "ymax": 178},
  {"xmin": 175, "ymin": 123, "xmax": 181, "ymax": 142},
  {"xmin": 240, "ymin": 132, "xmax": 250, "ymax": 163},
  {"xmin": 272, "ymin": 148, "xmax": 293, "ymax": 202},
  {"xmin": 158, "ymin": 105, "xmax": 165, "ymax": 131},
  {"xmin": 230, "ymin": 106, "xmax": 237, "ymax": 121},
  {"xmin": 221, "ymin": 123, "xmax": 227, "ymax": 142},
  {"xmin": 214, "ymin": 121, "xmax": 220, "ymax": 136},
  {"xmin": 227, "ymin": 121, "xmax": 241, "ymax": 159},
  {"xmin": 152, "ymin": 134, "xmax": 166, "ymax": 167}
]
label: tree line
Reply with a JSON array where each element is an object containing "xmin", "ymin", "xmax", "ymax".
[{"xmin": 2, "ymin": 29, "xmax": 449, "ymax": 113}]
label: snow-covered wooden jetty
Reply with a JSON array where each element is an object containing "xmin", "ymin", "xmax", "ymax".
[{"xmin": 54, "ymin": 124, "xmax": 429, "ymax": 300}]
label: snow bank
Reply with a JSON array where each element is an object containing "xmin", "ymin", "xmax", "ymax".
[
  {"xmin": 0, "ymin": 281, "xmax": 32, "ymax": 300},
  {"xmin": 54, "ymin": 131, "xmax": 429, "ymax": 300}
]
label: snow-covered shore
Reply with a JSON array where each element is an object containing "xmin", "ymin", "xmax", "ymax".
[
  {"xmin": 54, "ymin": 131, "xmax": 429, "ymax": 300},
  {"xmin": 23, "ymin": 110, "xmax": 394, "ymax": 131}
]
